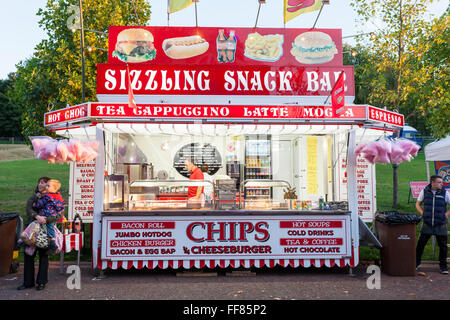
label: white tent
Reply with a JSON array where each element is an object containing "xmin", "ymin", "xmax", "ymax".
[{"xmin": 424, "ymin": 135, "xmax": 450, "ymax": 180}]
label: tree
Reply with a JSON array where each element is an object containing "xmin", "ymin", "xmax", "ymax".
[
  {"xmin": 408, "ymin": 9, "xmax": 449, "ymax": 138},
  {"xmin": 0, "ymin": 74, "xmax": 23, "ymax": 138},
  {"xmin": 350, "ymin": 0, "xmax": 446, "ymax": 207},
  {"xmin": 10, "ymin": 0, "xmax": 152, "ymax": 140}
]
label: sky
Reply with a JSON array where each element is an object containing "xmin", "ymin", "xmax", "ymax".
[{"xmin": 0, "ymin": 0, "xmax": 448, "ymax": 79}]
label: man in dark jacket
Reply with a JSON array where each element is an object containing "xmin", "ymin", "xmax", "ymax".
[{"xmin": 415, "ymin": 175, "xmax": 450, "ymax": 274}]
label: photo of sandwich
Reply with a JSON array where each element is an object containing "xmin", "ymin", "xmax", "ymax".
[
  {"xmin": 162, "ymin": 35, "xmax": 209, "ymax": 59},
  {"xmin": 290, "ymin": 31, "xmax": 338, "ymax": 64},
  {"xmin": 113, "ymin": 28, "xmax": 156, "ymax": 63},
  {"xmin": 244, "ymin": 32, "xmax": 283, "ymax": 62}
]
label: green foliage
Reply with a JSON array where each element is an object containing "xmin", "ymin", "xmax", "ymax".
[
  {"xmin": 0, "ymin": 75, "xmax": 22, "ymax": 138},
  {"xmin": 350, "ymin": 0, "xmax": 449, "ymax": 138},
  {"xmin": 9, "ymin": 0, "xmax": 152, "ymax": 142}
]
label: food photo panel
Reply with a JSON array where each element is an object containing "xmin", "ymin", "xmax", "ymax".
[{"xmin": 108, "ymin": 26, "xmax": 343, "ymax": 67}]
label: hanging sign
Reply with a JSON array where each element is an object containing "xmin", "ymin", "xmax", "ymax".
[
  {"xmin": 367, "ymin": 106, "xmax": 404, "ymax": 127},
  {"xmin": 89, "ymin": 103, "xmax": 365, "ymax": 120},
  {"xmin": 44, "ymin": 104, "xmax": 89, "ymax": 126}
]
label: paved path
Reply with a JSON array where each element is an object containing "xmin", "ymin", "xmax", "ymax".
[{"xmin": 1, "ymin": 261, "xmax": 448, "ymax": 300}]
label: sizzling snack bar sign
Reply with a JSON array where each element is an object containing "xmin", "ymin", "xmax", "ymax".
[
  {"xmin": 101, "ymin": 216, "xmax": 351, "ymax": 261},
  {"xmin": 96, "ymin": 64, "xmax": 355, "ymax": 97},
  {"xmin": 108, "ymin": 26, "xmax": 343, "ymax": 67}
]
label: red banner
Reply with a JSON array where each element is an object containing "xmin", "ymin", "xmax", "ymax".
[
  {"xmin": 110, "ymin": 221, "xmax": 176, "ymax": 229},
  {"xmin": 368, "ymin": 106, "xmax": 404, "ymax": 127},
  {"xmin": 108, "ymin": 26, "xmax": 343, "ymax": 67},
  {"xmin": 96, "ymin": 64, "xmax": 355, "ymax": 97},
  {"xmin": 279, "ymin": 220, "xmax": 343, "ymax": 228},
  {"xmin": 90, "ymin": 103, "xmax": 366, "ymax": 120},
  {"xmin": 44, "ymin": 104, "xmax": 88, "ymax": 126}
]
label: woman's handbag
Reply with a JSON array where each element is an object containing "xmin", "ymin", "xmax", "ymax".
[{"xmin": 35, "ymin": 224, "xmax": 49, "ymax": 249}]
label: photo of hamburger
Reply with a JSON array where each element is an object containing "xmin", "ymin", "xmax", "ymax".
[
  {"xmin": 113, "ymin": 28, "xmax": 156, "ymax": 63},
  {"xmin": 290, "ymin": 31, "xmax": 338, "ymax": 64}
]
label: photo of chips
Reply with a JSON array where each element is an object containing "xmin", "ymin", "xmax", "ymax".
[{"xmin": 244, "ymin": 32, "xmax": 284, "ymax": 62}]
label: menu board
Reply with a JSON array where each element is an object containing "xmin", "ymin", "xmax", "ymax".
[
  {"xmin": 306, "ymin": 136, "xmax": 318, "ymax": 195},
  {"xmin": 337, "ymin": 152, "xmax": 376, "ymax": 222},
  {"xmin": 68, "ymin": 161, "xmax": 95, "ymax": 223},
  {"xmin": 173, "ymin": 143, "xmax": 222, "ymax": 178}
]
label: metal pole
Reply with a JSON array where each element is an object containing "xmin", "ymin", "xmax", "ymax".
[
  {"xmin": 167, "ymin": 0, "xmax": 170, "ymax": 26},
  {"xmin": 79, "ymin": 0, "xmax": 85, "ymax": 103},
  {"xmin": 312, "ymin": 2, "xmax": 324, "ymax": 29},
  {"xmin": 254, "ymin": 3, "xmax": 261, "ymax": 28},
  {"xmin": 195, "ymin": 1, "xmax": 198, "ymax": 27}
]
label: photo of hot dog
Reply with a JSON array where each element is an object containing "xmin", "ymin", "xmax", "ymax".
[{"xmin": 162, "ymin": 35, "xmax": 209, "ymax": 59}]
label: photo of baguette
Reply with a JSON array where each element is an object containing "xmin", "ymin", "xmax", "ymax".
[
  {"xmin": 290, "ymin": 31, "xmax": 337, "ymax": 64},
  {"xmin": 162, "ymin": 35, "xmax": 209, "ymax": 59}
]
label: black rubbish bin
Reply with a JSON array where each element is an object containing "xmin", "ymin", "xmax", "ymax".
[
  {"xmin": 0, "ymin": 212, "xmax": 20, "ymax": 277},
  {"xmin": 375, "ymin": 211, "xmax": 421, "ymax": 276}
]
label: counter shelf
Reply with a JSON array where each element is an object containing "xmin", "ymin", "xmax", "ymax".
[
  {"xmin": 240, "ymin": 179, "xmax": 292, "ymax": 210},
  {"xmin": 101, "ymin": 209, "xmax": 351, "ymax": 216},
  {"xmin": 127, "ymin": 179, "xmax": 215, "ymax": 211}
]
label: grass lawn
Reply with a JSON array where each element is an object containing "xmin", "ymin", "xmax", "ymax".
[
  {"xmin": 0, "ymin": 159, "xmax": 70, "ymax": 214},
  {"xmin": 0, "ymin": 158, "xmax": 85, "ymax": 261},
  {"xmin": 375, "ymin": 152, "xmax": 433, "ymax": 214},
  {"xmin": 0, "ymin": 148, "xmax": 445, "ymax": 264}
]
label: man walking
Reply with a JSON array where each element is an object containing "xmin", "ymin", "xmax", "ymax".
[{"xmin": 415, "ymin": 175, "xmax": 450, "ymax": 274}]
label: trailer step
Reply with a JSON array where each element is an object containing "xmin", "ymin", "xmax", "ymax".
[
  {"xmin": 176, "ymin": 271, "xmax": 218, "ymax": 277},
  {"xmin": 226, "ymin": 271, "xmax": 256, "ymax": 277}
]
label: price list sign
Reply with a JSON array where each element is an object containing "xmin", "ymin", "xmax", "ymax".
[
  {"xmin": 279, "ymin": 218, "xmax": 350, "ymax": 256},
  {"xmin": 69, "ymin": 161, "xmax": 95, "ymax": 222}
]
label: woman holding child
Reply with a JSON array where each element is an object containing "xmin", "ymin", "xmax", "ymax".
[{"xmin": 17, "ymin": 177, "xmax": 65, "ymax": 291}]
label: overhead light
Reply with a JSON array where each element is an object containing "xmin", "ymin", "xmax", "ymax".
[{"xmin": 161, "ymin": 141, "xmax": 169, "ymax": 151}]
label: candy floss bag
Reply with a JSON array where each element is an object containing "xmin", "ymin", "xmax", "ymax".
[
  {"xmin": 53, "ymin": 227, "xmax": 63, "ymax": 254},
  {"xmin": 29, "ymin": 136, "xmax": 54, "ymax": 160},
  {"xmin": 19, "ymin": 221, "xmax": 40, "ymax": 255}
]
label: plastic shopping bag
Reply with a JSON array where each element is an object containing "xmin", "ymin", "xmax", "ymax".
[{"xmin": 20, "ymin": 221, "xmax": 40, "ymax": 246}]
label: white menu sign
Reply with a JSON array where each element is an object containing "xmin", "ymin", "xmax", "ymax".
[
  {"xmin": 68, "ymin": 161, "xmax": 95, "ymax": 223},
  {"xmin": 337, "ymin": 152, "xmax": 377, "ymax": 222},
  {"xmin": 101, "ymin": 215, "xmax": 352, "ymax": 261}
]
